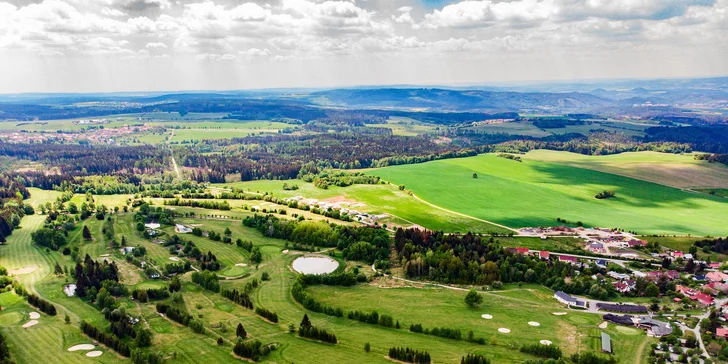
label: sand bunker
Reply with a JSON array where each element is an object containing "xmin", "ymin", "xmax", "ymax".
[
  {"xmin": 86, "ymin": 351, "xmax": 103, "ymax": 357},
  {"xmin": 552, "ymin": 312, "xmax": 567, "ymax": 316},
  {"xmin": 528, "ymin": 321, "xmax": 540, "ymax": 327},
  {"xmin": 68, "ymin": 344, "xmax": 95, "ymax": 352},
  {"xmin": 9, "ymin": 266, "xmax": 38, "ymax": 275},
  {"xmin": 169, "ymin": 257, "xmax": 180, "ymax": 261},
  {"xmin": 29, "ymin": 312, "xmax": 40, "ymax": 319},
  {"xmin": 599, "ymin": 322, "xmax": 608, "ymax": 329},
  {"xmin": 498, "ymin": 328, "xmax": 511, "ymax": 333},
  {"xmin": 481, "ymin": 314, "xmax": 493, "ymax": 319},
  {"xmin": 282, "ymin": 250, "xmax": 289, "ymax": 254},
  {"xmin": 99, "ymin": 254, "xmax": 110, "ymax": 257},
  {"xmin": 22, "ymin": 320, "xmax": 38, "ymax": 328},
  {"xmin": 235, "ymin": 263, "xmax": 248, "ymax": 267},
  {"xmin": 540, "ymin": 340, "xmax": 552, "ymax": 345}
]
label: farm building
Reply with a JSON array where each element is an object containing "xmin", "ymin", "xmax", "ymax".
[
  {"xmin": 554, "ymin": 291, "xmax": 586, "ymax": 308},
  {"xmin": 601, "ymin": 332, "xmax": 612, "ymax": 353}
]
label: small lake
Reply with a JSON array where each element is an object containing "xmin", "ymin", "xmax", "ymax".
[{"xmin": 292, "ymin": 256, "xmax": 339, "ymax": 275}]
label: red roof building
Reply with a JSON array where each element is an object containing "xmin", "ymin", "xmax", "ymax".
[
  {"xmin": 717, "ymin": 328, "xmax": 728, "ymax": 338},
  {"xmin": 516, "ymin": 247, "xmax": 530, "ymax": 254},
  {"xmin": 539, "ymin": 251, "xmax": 550, "ymax": 260},
  {"xmin": 694, "ymin": 293, "xmax": 714, "ymax": 306},
  {"xmin": 559, "ymin": 255, "xmax": 578, "ymax": 264}
]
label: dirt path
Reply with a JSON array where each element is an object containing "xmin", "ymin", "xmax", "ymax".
[
  {"xmin": 633, "ymin": 335, "xmax": 650, "ymax": 364},
  {"xmin": 408, "ymin": 192, "xmax": 519, "ymax": 233},
  {"xmin": 167, "ymin": 130, "xmax": 180, "ymax": 179}
]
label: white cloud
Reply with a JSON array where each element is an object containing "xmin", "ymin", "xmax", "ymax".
[{"xmin": 0, "ymin": 0, "xmax": 725, "ymax": 91}]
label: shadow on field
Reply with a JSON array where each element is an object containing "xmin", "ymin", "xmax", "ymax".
[{"xmin": 528, "ymin": 162, "xmax": 722, "ymax": 209}]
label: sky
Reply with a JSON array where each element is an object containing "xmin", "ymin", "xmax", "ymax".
[{"xmin": 0, "ymin": 0, "xmax": 726, "ymax": 93}]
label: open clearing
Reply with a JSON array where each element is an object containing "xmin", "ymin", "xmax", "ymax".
[{"xmin": 367, "ymin": 153, "xmax": 728, "ymax": 236}]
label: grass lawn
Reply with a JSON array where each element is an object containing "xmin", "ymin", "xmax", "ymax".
[
  {"xmin": 367, "ymin": 153, "xmax": 728, "ymax": 236},
  {"xmin": 306, "ymin": 283, "xmax": 653, "ymax": 364},
  {"xmin": 0, "ymin": 195, "xmax": 655, "ymax": 363}
]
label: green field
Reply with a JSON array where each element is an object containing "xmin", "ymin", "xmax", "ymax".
[
  {"xmin": 524, "ymin": 150, "xmax": 728, "ymax": 190},
  {"xmin": 463, "ymin": 120, "xmax": 651, "ymax": 139},
  {"xmin": 306, "ymin": 284, "xmax": 653, "ymax": 364},
  {"xmin": 0, "ymin": 201, "xmax": 655, "ymax": 363},
  {"xmin": 365, "ymin": 117, "xmax": 441, "ymax": 136},
  {"xmin": 217, "ymin": 180, "xmax": 512, "ymax": 234},
  {"xmin": 367, "ymin": 153, "xmax": 728, "ymax": 236}
]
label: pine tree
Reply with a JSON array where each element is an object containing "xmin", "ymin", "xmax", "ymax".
[
  {"xmin": 54, "ymin": 262, "xmax": 63, "ymax": 275},
  {"xmin": 82, "ymin": 226, "xmax": 92, "ymax": 240},
  {"xmin": 236, "ymin": 323, "xmax": 247, "ymax": 339},
  {"xmin": 300, "ymin": 314, "xmax": 312, "ymax": 330}
]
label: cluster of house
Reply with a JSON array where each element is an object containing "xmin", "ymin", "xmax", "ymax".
[
  {"xmin": 518, "ymin": 226, "xmax": 575, "ymax": 237},
  {"xmin": 284, "ymin": 196, "xmax": 376, "ymax": 223},
  {"xmin": 1, "ymin": 123, "xmax": 151, "ymax": 145}
]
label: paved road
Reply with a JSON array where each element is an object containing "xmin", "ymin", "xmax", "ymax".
[{"xmin": 528, "ymin": 250, "xmax": 635, "ymax": 267}]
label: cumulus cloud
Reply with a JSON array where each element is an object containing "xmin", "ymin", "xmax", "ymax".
[{"xmin": 0, "ymin": 0, "xmax": 725, "ymax": 89}]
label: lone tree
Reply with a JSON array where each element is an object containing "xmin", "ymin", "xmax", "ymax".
[
  {"xmin": 82, "ymin": 226, "xmax": 92, "ymax": 240},
  {"xmin": 236, "ymin": 323, "xmax": 247, "ymax": 339},
  {"xmin": 465, "ymin": 289, "xmax": 483, "ymax": 307},
  {"xmin": 472, "ymin": 173, "xmax": 478, "ymax": 179}
]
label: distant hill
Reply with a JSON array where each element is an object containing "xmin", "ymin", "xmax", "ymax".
[{"xmin": 308, "ymin": 88, "xmax": 612, "ymax": 111}]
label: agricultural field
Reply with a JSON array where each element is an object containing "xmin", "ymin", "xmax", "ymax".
[
  {"xmin": 524, "ymin": 150, "xmax": 728, "ymax": 190},
  {"xmin": 216, "ymin": 180, "xmax": 512, "ymax": 234},
  {"xmin": 365, "ymin": 117, "xmax": 441, "ymax": 136},
  {"xmin": 366, "ymin": 153, "xmax": 728, "ymax": 236},
  {"xmin": 461, "ymin": 120, "xmax": 651, "ymax": 138}
]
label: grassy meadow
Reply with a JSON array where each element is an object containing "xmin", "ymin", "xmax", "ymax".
[
  {"xmin": 367, "ymin": 153, "xmax": 728, "ymax": 236},
  {"xmin": 217, "ymin": 180, "xmax": 512, "ymax": 234}
]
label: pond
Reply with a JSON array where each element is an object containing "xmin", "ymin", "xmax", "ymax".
[{"xmin": 292, "ymin": 255, "xmax": 339, "ymax": 275}]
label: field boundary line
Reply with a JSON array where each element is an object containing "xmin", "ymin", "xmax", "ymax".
[{"xmin": 408, "ymin": 192, "xmax": 519, "ymax": 233}]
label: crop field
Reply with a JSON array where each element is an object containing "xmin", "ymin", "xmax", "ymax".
[
  {"xmin": 217, "ymin": 180, "xmax": 512, "ymax": 234},
  {"xmin": 524, "ymin": 150, "xmax": 728, "ymax": 190},
  {"xmin": 463, "ymin": 120, "xmax": 650, "ymax": 138},
  {"xmin": 367, "ymin": 153, "xmax": 728, "ymax": 236},
  {"xmin": 365, "ymin": 117, "xmax": 440, "ymax": 136}
]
